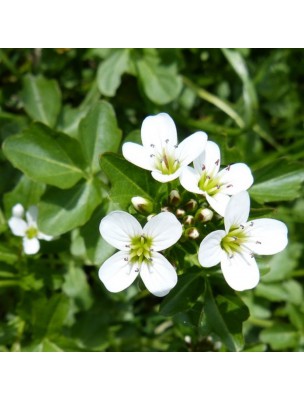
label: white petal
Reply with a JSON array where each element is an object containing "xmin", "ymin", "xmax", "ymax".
[
  {"xmin": 140, "ymin": 252, "xmax": 177, "ymax": 297},
  {"xmin": 26, "ymin": 205, "xmax": 38, "ymax": 225},
  {"xmin": 143, "ymin": 212, "xmax": 182, "ymax": 251},
  {"xmin": 99, "ymin": 211, "xmax": 142, "ymax": 251},
  {"xmin": 12, "ymin": 203, "xmax": 24, "ymax": 218},
  {"xmin": 98, "ymin": 251, "xmax": 139, "ymax": 293},
  {"xmin": 8, "ymin": 217, "xmax": 27, "ymax": 237},
  {"xmin": 151, "ymin": 169, "xmax": 182, "ymax": 183},
  {"xmin": 37, "ymin": 232, "xmax": 53, "ymax": 241},
  {"xmin": 177, "ymin": 131, "xmax": 208, "ymax": 166},
  {"xmin": 179, "ymin": 167, "xmax": 204, "ymax": 194},
  {"xmin": 23, "ymin": 237, "xmax": 40, "ymax": 255},
  {"xmin": 218, "ymin": 163, "xmax": 254, "ymax": 195},
  {"xmin": 122, "ymin": 142, "xmax": 154, "ymax": 171},
  {"xmin": 198, "ymin": 230, "xmax": 226, "ymax": 267},
  {"xmin": 246, "ymin": 218, "xmax": 288, "ymax": 255},
  {"xmin": 224, "ymin": 191, "xmax": 250, "ymax": 232},
  {"xmin": 193, "ymin": 141, "xmax": 220, "ymax": 176},
  {"xmin": 221, "ymin": 251, "xmax": 260, "ymax": 291},
  {"xmin": 141, "ymin": 113, "xmax": 177, "ymax": 150},
  {"xmin": 206, "ymin": 192, "xmax": 230, "ymax": 217}
]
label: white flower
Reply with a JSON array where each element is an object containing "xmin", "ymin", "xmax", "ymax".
[
  {"xmin": 8, "ymin": 204, "xmax": 53, "ymax": 255},
  {"xmin": 198, "ymin": 192, "xmax": 288, "ymax": 291},
  {"xmin": 122, "ymin": 113, "xmax": 208, "ymax": 182},
  {"xmin": 98, "ymin": 211, "xmax": 182, "ymax": 297},
  {"xmin": 180, "ymin": 141, "xmax": 254, "ymax": 216}
]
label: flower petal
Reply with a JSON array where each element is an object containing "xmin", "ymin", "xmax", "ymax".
[
  {"xmin": 218, "ymin": 163, "xmax": 254, "ymax": 195},
  {"xmin": 12, "ymin": 203, "xmax": 24, "ymax": 218},
  {"xmin": 8, "ymin": 216, "xmax": 27, "ymax": 237},
  {"xmin": 206, "ymin": 192, "xmax": 230, "ymax": 217},
  {"xmin": 193, "ymin": 141, "xmax": 220, "ymax": 176},
  {"xmin": 26, "ymin": 205, "xmax": 38, "ymax": 225},
  {"xmin": 177, "ymin": 131, "xmax": 208, "ymax": 166},
  {"xmin": 99, "ymin": 211, "xmax": 142, "ymax": 250},
  {"xmin": 246, "ymin": 218, "xmax": 288, "ymax": 255},
  {"xmin": 37, "ymin": 232, "xmax": 53, "ymax": 241},
  {"xmin": 179, "ymin": 167, "xmax": 203, "ymax": 194},
  {"xmin": 140, "ymin": 252, "xmax": 177, "ymax": 297},
  {"xmin": 221, "ymin": 251, "xmax": 260, "ymax": 291},
  {"xmin": 141, "ymin": 113, "xmax": 177, "ymax": 151},
  {"xmin": 151, "ymin": 169, "xmax": 181, "ymax": 183},
  {"xmin": 98, "ymin": 251, "xmax": 139, "ymax": 293},
  {"xmin": 198, "ymin": 230, "xmax": 226, "ymax": 267},
  {"xmin": 224, "ymin": 191, "xmax": 250, "ymax": 232},
  {"xmin": 122, "ymin": 142, "xmax": 154, "ymax": 171},
  {"xmin": 23, "ymin": 237, "xmax": 40, "ymax": 255},
  {"xmin": 143, "ymin": 212, "xmax": 182, "ymax": 251}
]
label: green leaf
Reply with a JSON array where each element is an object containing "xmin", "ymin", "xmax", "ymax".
[
  {"xmin": 22, "ymin": 74, "xmax": 62, "ymax": 128},
  {"xmin": 204, "ymin": 281, "xmax": 249, "ymax": 351},
  {"xmin": 38, "ymin": 178, "xmax": 102, "ymax": 236},
  {"xmin": 160, "ymin": 269, "xmax": 205, "ymax": 316},
  {"xmin": 62, "ymin": 262, "xmax": 93, "ymax": 310},
  {"xmin": 97, "ymin": 49, "xmax": 130, "ymax": 96},
  {"xmin": 4, "ymin": 175, "xmax": 45, "ymax": 215},
  {"xmin": 78, "ymin": 101, "xmax": 122, "ymax": 174},
  {"xmin": 261, "ymin": 243, "xmax": 303, "ymax": 282},
  {"xmin": 255, "ymin": 279, "xmax": 303, "ymax": 305},
  {"xmin": 99, "ymin": 153, "xmax": 160, "ymax": 209},
  {"xmin": 250, "ymin": 160, "xmax": 304, "ymax": 203},
  {"xmin": 135, "ymin": 54, "xmax": 182, "ymax": 104},
  {"xmin": 3, "ymin": 123, "xmax": 86, "ymax": 189},
  {"xmin": 260, "ymin": 323, "xmax": 300, "ymax": 350},
  {"xmin": 0, "ymin": 245, "xmax": 18, "ymax": 265}
]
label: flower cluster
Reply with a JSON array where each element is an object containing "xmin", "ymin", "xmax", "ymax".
[{"xmin": 97, "ymin": 113, "xmax": 288, "ymax": 296}]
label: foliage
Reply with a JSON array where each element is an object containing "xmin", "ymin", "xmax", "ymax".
[{"xmin": 0, "ymin": 48, "xmax": 303, "ymax": 352}]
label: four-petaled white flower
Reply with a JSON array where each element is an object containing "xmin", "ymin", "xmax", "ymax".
[
  {"xmin": 198, "ymin": 192, "xmax": 288, "ymax": 291},
  {"xmin": 98, "ymin": 211, "xmax": 182, "ymax": 297},
  {"xmin": 8, "ymin": 204, "xmax": 53, "ymax": 255},
  {"xmin": 122, "ymin": 113, "xmax": 208, "ymax": 182},
  {"xmin": 180, "ymin": 141, "xmax": 254, "ymax": 216}
]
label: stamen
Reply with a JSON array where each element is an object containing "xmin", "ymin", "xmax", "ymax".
[
  {"xmin": 250, "ymin": 221, "xmax": 254, "ymax": 227},
  {"xmin": 250, "ymin": 253, "xmax": 254, "ymax": 258},
  {"xmin": 226, "ymin": 184, "xmax": 233, "ymax": 188},
  {"xmin": 124, "ymin": 257, "xmax": 128, "ymax": 261},
  {"xmin": 174, "ymin": 144, "xmax": 178, "ymax": 149},
  {"xmin": 229, "ymin": 254, "xmax": 234, "ymax": 259},
  {"xmin": 125, "ymin": 244, "xmax": 130, "ymax": 248},
  {"xmin": 150, "ymin": 144, "xmax": 155, "ymax": 148},
  {"xmin": 215, "ymin": 159, "xmax": 220, "ymax": 166},
  {"xmin": 165, "ymin": 139, "xmax": 169, "ymax": 144},
  {"xmin": 134, "ymin": 268, "xmax": 139, "ymax": 272},
  {"xmin": 150, "ymin": 154, "xmax": 155, "ymax": 158},
  {"xmin": 202, "ymin": 164, "xmax": 206, "ymax": 171},
  {"xmin": 256, "ymin": 241, "xmax": 261, "ymax": 244},
  {"xmin": 226, "ymin": 165, "xmax": 231, "ymax": 171},
  {"xmin": 240, "ymin": 224, "xmax": 244, "ymax": 229}
]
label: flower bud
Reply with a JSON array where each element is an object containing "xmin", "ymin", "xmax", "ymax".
[
  {"xmin": 147, "ymin": 213, "xmax": 156, "ymax": 221},
  {"xmin": 12, "ymin": 203, "xmax": 24, "ymax": 218},
  {"xmin": 131, "ymin": 196, "xmax": 153, "ymax": 214},
  {"xmin": 169, "ymin": 190, "xmax": 181, "ymax": 206},
  {"xmin": 184, "ymin": 199, "xmax": 198, "ymax": 212},
  {"xmin": 183, "ymin": 215, "xmax": 194, "ymax": 226},
  {"xmin": 176, "ymin": 208, "xmax": 186, "ymax": 218},
  {"xmin": 161, "ymin": 206, "xmax": 171, "ymax": 212},
  {"xmin": 185, "ymin": 227, "xmax": 200, "ymax": 240},
  {"xmin": 196, "ymin": 208, "xmax": 214, "ymax": 222}
]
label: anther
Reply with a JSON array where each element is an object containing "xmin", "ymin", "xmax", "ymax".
[
  {"xmin": 125, "ymin": 244, "xmax": 130, "ymax": 248},
  {"xmin": 174, "ymin": 144, "xmax": 178, "ymax": 148},
  {"xmin": 256, "ymin": 241, "xmax": 261, "ymax": 245},
  {"xmin": 150, "ymin": 154, "xmax": 155, "ymax": 158},
  {"xmin": 149, "ymin": 258, "xmax": 153, "ymax": 262},
  {"xmin": 229, "ymin": 254, "xmax": 234, "ymax": 259},
  {"xmin": 215, "ymin": 159, "xmax": 220, "ymax": 166},
  {"xmin": 124, "ymin": 257, "xmax": 128, "ymax": 261},
  {"xmin": 226, "ymin": 165, "xmax": 231, "ymax": 171},
  {"xmin": 150, "ymin": 144, "xmax": 155, "ymax": 148},
  {"xmin": 202, "ymin": 164, "xmax": 206, "ymax": 171},
  {"xmin": 206, "ymin": 175, "xmax": 211, "ymax": 180},
  {"xmin": 250, "ymin": 221, "xmax": 254, "ymax": 227},
  {"xmin": 233, "ymin": 236, "xmax": 238, "ymax": 241},
  {"xmin": 216, "ymin": 185, "xmax": 220, "ymax": 189},
  {"xmin": 165, "ymin": 139, "xmax": 169, "ymax": 144},
  {"xmin": 250, "ymin": 253, "xmax": 255, "ymax": 258},
  {"xmin": 134, "ymin": 268, "xmax": 139, "ymax": 272},
  {"xmin": 240, "ymin": 224, "xmax": 244, "ymax": 229},
  {"xmin": 226, "ymin": 184, "xmax": 233, "ymax": 188}
]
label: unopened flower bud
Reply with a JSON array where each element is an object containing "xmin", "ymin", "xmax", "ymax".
[
  {"xmin": 169, "ymin": 190, "xmax": 181, "ymax": 206},
  {"xmin": 161, "ymin": 206, "xmax": 171, "ymax": 212},
  {"xmin": 12, "ymin": 203, "xmax": 24, "ymax": 218},
  {"xmin": 196, "ymin": 208, "xmax": 214, "ymax": 222},
  {"xmin": 131, "ymin": 197, "xmax": 153, "ymax": 214},
  {"xmin": 185, "ymin": 227, "xmax": 200, "ymax": 240},
  {"xmin": 183, "ymin": 215, "xmax": 194, "ymax": 226},
  {"xmin": 176, "ymin": 208, "xmax": 186, "ymax": 218},
  {"xmin": 184, "ymin": 199, "xmax": 198, "ymax": 212}
]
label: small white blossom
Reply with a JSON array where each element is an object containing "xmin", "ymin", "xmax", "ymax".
[
  {"xmin": 122, "ymin": 113, "xmax": 208, "ymax": 182},
  {"xmin": 180, "ymin": 141, "xmax": 254, "ymax": 216},
  {"xmin": 8, "ymin": 204, "xmax": 53, "ymax": 255},
  {"xmin": 198, "ymin": 192, "xmax": 288, "ymax": 291},
  {"xmin": 98, "ymin": 211, "xmax": 182, "ymax": 297}
]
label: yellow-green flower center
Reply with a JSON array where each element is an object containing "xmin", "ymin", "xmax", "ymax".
[
  {"xmin": 25, "ymin": 225, "xmax": 38, "ymax": 239},
  {"xmin": 129, "ymin": 235, "xmax": 153, "ymax": 264},
  {"xmin": 153, "ymin": 150, "xmax": 180, "ymax": 175},
  {"xmin": 221, "ymin": 226, "xmax": 248, "ymax": 256},
  {"xmin": 198, "ymin": 171, "xmax": 222, "ymax": 195}
]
